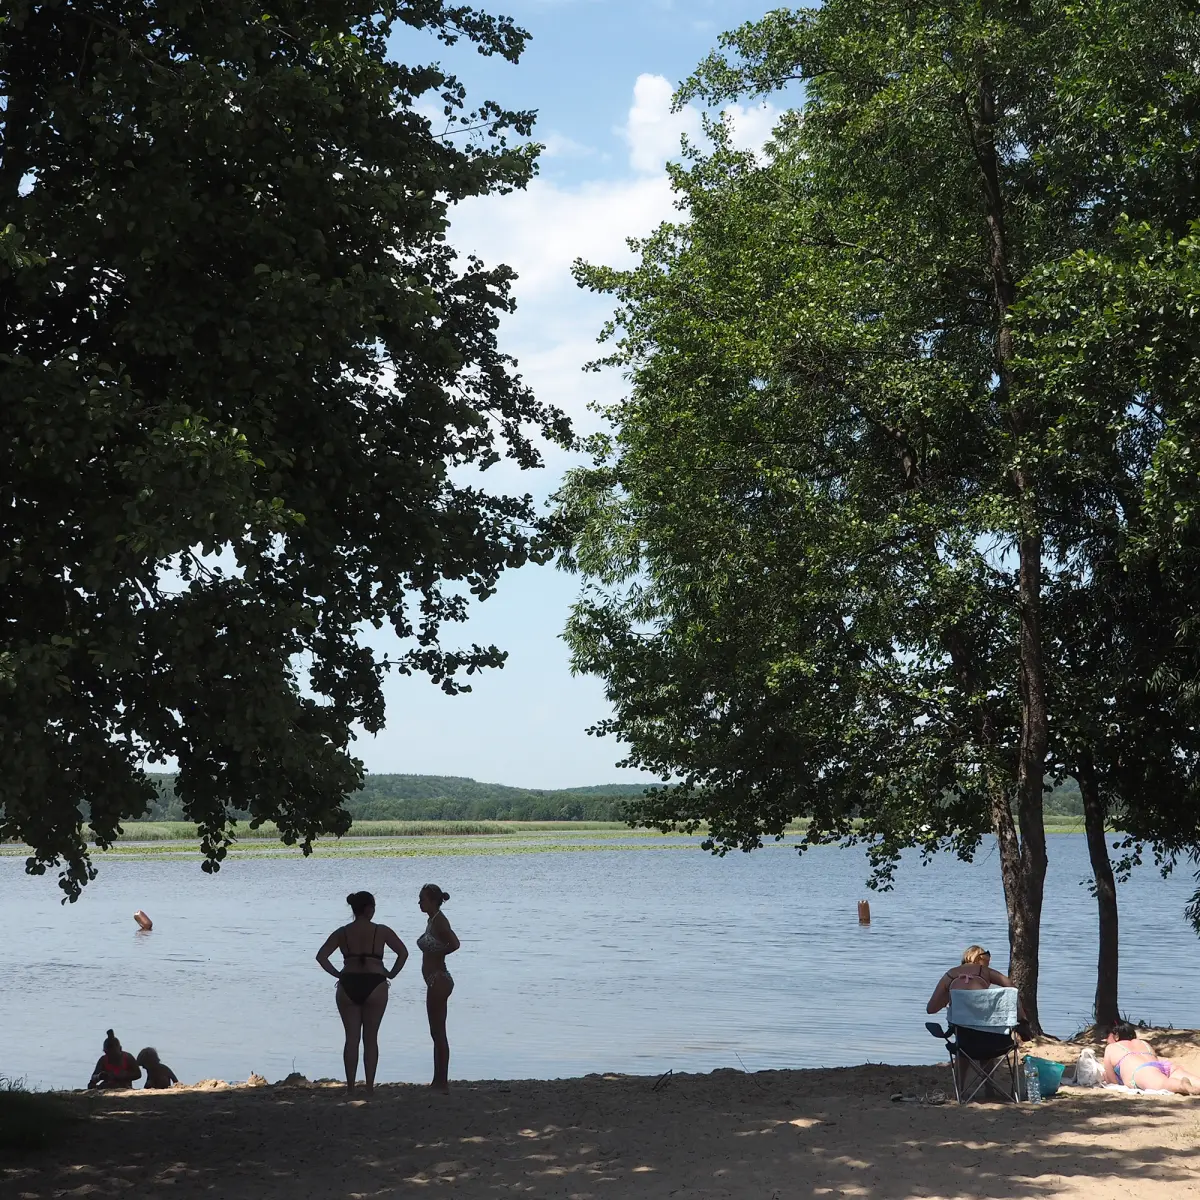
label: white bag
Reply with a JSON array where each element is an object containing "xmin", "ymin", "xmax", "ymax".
[{"xmin": 1074, "ymin": 1048, "xmax": 1104, "ymax": 1087}]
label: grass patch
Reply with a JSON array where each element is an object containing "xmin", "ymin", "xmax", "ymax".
[
  {"xmin": 0, "ymin": 1076, "xmax": 80, "ymax": 1151},
  {"xmin": 0, "ymin": 816, "xmax": 1111, "ymax": 861},
  {"xmin": 112, "ymin": 819, "xmax": 630, "ymax": 842}
]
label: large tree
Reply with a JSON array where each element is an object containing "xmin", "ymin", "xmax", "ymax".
[
  {"xmin": 1019, "ymin": 223, "xmax": 1200, "ymax": 954},
  {"xmin": 557, "ymin": 0, "xmax": 1200, "ymax": 1032},
  {"xmin": 0, "ymin": 0, "xmax": 569, "ymax": 898}
]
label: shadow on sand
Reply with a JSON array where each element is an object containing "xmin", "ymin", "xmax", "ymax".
[{"xmin": 4, "ymin": 1064, "xmax": 1199, "ymax": 1198}]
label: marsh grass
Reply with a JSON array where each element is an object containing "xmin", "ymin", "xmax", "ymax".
[
  {"xmin": 0, "ymin": 1076, "xmax": 80, "ymax": 1151},
  {"xmin": 112, "ymin": 820, "xmax": 629, "ymax": 842},
  {"xmin": 0, "ymin": 814, "xmax": 1102, "ymax": 860}
]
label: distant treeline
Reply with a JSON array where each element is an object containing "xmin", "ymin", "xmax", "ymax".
[
  {"xmin": 136, "ymin": 773, "xmax": 1086, "ymax": 823},
  {"xmin": 141, "ymin": 774, "xmax": 650, "ymax": 823}
]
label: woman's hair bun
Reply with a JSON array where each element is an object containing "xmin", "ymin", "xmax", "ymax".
[
  {"xmin": 106, "ymin": 1028, "xmax": 114, "ymax": 1038},
  {"xmin": 441, "ymin": 890, "xmax": 450, "ymax": 902},
  {"xmin": 345, "ymin": 893, "xmax": 355, "ymax": 906}
]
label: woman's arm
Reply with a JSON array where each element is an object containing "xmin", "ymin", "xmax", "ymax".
[
  {"xmin": 1102, "ymin": 1045, "xmax": 1120, "ymax": 1084},
  {"xmin": 88, "ymin": 1057, "xmax": 106, "ymax": 1088},
  {"xmin": 926, "ymin": 973, "xmax": 951, "ymax": 1015},
  {"xmin": 382, "ymin": 925, "xmax": 409, "ymax": 979},
  {"xmin": 315, "ymin": 928, "xmax": 344, "ymax": 979},
  {"xmin": 431, "ymin": 912, "xmax": 460, "ymax": 954}
]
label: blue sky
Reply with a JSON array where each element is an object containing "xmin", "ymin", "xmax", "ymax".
[{"xmin": 358, "ymin": 2, "xmax": 782, "ymax": 788}]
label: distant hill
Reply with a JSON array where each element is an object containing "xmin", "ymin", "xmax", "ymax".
[
  {"xmin": 138, "ymin": 772, "xmax": 1083, "ymax": 823},
  {"xmin": 140, "ymin": 773, "xmax": 654, "ymax": 822}
]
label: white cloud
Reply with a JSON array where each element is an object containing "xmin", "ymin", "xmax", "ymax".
[
  {"xmin": 452, "ymin": 173, "xmax": 677, "ymax": 302},
  {"xmin": 621, "ymin": 72, "xmax": 703, "ymax": 174},
  {"xmin": 446, "ymin": 74, "xmax": 780, "ymax": 440},
  {"xmin": 724, "ymin": 100, "xmax": 781, "ymax": 155},
  {"xmin": 539, "ymin": 132, "xmax": 597, "ymax": 159}
]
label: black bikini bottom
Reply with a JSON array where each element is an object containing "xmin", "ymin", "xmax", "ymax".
[{"xmin": 340, "ymin": 973, "xmax": 386, "ymax": 1005}]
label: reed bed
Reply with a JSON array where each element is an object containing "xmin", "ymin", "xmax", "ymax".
[{"xmin": 112, "ymin": 819, "xmax": 631, "ymax": 842}]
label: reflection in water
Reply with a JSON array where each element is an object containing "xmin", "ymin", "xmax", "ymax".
[{"xmin": 1, "ymin": 836, "xmax": 1197, "ymax": 1090}]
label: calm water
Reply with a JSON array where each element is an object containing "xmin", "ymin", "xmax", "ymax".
[{"xmin": 2, "ymin": 835, "xmax": 1198, "ymax": 1091}]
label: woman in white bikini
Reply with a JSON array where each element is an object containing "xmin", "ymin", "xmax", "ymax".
[
  {"xmin": 1103, "ymin": 1022, "xmax": 1200, "ymax": 1095},
  {"xmin": 316, "ymin": 891, "xmax": 409, "ymax": 1093},
  {"xmin": 417, "ymin": 883, "xmax": 459, "ymax": 1092}
]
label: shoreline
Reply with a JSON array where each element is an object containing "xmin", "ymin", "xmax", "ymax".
[
  {"xmin": 8, "ymin": 1044, "xmax": 1200, "ymax": 1199},
  {"xmin": 1, "ymin": 818, "xmax": 1116, "ymax": 862}
]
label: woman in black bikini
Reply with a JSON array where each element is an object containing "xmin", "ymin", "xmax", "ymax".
[
  {"xmin": 316, "ymin": 891, "xmax": 409, "ymax": 1093},
  {"xmin": 417, "ymin": 883, "xmax": 459, "ymax": 1092}
]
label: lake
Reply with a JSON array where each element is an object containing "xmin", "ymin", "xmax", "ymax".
[{"xmin": 2, "ymin": 834, "xmax": 1198, "ymax": 1091}]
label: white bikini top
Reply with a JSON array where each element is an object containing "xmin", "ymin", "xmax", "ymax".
[{"xmin": 417, "ymin": 916, "xmax": 451, "ymax": 955}]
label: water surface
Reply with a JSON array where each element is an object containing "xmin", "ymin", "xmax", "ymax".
[{"xmin": 2, "ymin": 835, "xmax": 1197, "ymax": 1090}]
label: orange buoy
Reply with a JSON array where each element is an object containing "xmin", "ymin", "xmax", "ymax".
[
  {"xmin": 857, "ymin": 900, "xmax": 871, "ymax": 925},
  {"xmin": 134, "ymin": 910, "xmax": 153, "ymax": 931}
]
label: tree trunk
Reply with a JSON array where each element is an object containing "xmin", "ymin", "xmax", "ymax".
[
  {"xmin": 1078, "ymin": 754, "xmax": 1119, "ymax": 1031},
  {"xmin": 1008, "ymin": 527, "xmax": 1049, "ymax": 1035},
  {"xmin": 989, "ymin": 780, "xmax": 1046, "ymax": 1034},
  {"xmin": 971, "ymin": 72, "xmax": 1051, "ymax": 1034}
]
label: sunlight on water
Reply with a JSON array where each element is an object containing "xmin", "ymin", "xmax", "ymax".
[{"xmin": 2, "ymin": 836, "xmax": 1197, "ymax": 1090}]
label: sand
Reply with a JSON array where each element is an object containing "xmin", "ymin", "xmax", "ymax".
[{"xmin": 6, "ymin": 1033, "xmax": 1200, "ymax": 1199}]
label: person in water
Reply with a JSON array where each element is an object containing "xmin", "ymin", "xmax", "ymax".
[
  {"xmin": 316, "ymin": 891, "xmax": 409, "ymax": 1093},
  {"xmin": 1103, "ymin": 1022, "xmax": 1200, "ymax": 1095},
  {"xmin": 418, "ymin": 883, "xmax": 460, "ymax": 1092},
  {"xmin": 136, "ymin": 1047, "xmax": 178, "ymax": 1089},
  {"xmin": 87, "ymin": 1030, "xmax": 142, "ymax": 1089},
  {"xmin": 926, "ymin": 945, "xmax": 1027, "ymax": 1022}
]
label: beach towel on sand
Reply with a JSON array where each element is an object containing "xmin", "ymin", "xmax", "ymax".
[{"xmin": 948, "ymin": 987, "xmax": 1020, "ymax": 1031}]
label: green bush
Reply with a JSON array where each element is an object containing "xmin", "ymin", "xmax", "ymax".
[{"xmin": 0, "ymin": 1078, "xmax": 79, "ymax": 1151}]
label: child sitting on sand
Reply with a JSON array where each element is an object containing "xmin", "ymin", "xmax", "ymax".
[
  {"xmin": 136, "ymin": 1047, "xmax": 179, "ymax": 1089},
  {"xmin": 88, "ymin": 1029, "xmax": 142, "ymax": 1089}
]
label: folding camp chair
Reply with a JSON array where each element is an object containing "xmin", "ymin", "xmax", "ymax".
[{"xmin": 926, "ymin": 987, "xmax": 1021, "ymax": 1104}]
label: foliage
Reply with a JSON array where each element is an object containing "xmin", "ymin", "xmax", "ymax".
[
  {"xmin": 1015, "ymin": 220, "xmax": 1200, "ymax": 928},
  {"xmin": 141, "ymin": 773, "xmax": 646, "ymax": 821},
  {"xmin": 0, "ymin": 0, "xmax": 569, "ymax": 899},
  {"xmin": 555, "ymin": 0, "xmax": 1200, "ymax": 1029}
]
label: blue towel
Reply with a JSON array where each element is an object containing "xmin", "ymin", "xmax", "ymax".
[{"xmin": 948, "ymin": 986, "xmax": 1020, "ymax": 1031}]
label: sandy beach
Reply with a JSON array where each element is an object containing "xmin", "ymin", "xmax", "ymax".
[{"xmin": 6, "ymin": 1032, "xmax": 1200, "ymax": 1199}]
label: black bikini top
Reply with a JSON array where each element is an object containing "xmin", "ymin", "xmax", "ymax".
[{"xmin": 342, "ymin": 922, "xmax": 384, "ymax": 962}]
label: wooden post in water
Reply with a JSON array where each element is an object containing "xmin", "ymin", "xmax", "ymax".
[{"xmin": 857, "ymin": 899, "xmax": 871, "ymax": 925}]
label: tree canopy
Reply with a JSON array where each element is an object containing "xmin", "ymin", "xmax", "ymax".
[
  {"xmin": 0, "ymin": 0, "xmax": 569, "ymax": 898},
  {"xmin": 556, "ymin": 0, "xmax": 1200, "ymax": 1031}
]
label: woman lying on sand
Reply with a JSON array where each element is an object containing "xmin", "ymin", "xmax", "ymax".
[
  {"xmin": 1104, "ymin": 1022, "xmax": 1200, "ymax": 1095},
  {"xmin": 316, "ymin": 891, "xmax": 409, "ymax": 1094},
  {"xmin": 88, "ymin": 1029, "xmax": 141, "ymax": 1089},
  {"xmin": 418, "ymin": 883, "xmax": 459, "ymax": 1093},
  {"xmin": 925, "ymin": 945, "xmax": 1026, "ymax": 1020}
]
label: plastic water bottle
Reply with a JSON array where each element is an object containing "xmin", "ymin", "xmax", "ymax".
[{"xmin": 1024, "ymin": 1057, "xmax": 1042, "ymax": 1104}]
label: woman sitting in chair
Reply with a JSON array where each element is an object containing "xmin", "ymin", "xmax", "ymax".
[{"xmin": 926, "ymin": 945, "xmax": 1026, "ymax": 1021}]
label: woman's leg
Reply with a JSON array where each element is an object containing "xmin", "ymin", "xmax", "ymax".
[
  {"xmin": 1131, "ymin": 1062, "xmax": 1199, "ymax": 1094},
  {"xmin": 1167, "ymin": 1066, "xmax": 1200, "ymax": 1095},
  {"xmin": 426, "ymin": 975, "xmax": 454, "ymax": 1091},
  {"xmin": 359, "ymin": 982, "xmax": 389, "ymax": 1093},
  {"xmin": 336, "ymin": 984, "xmax": 363, "ymax": 1090}
]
